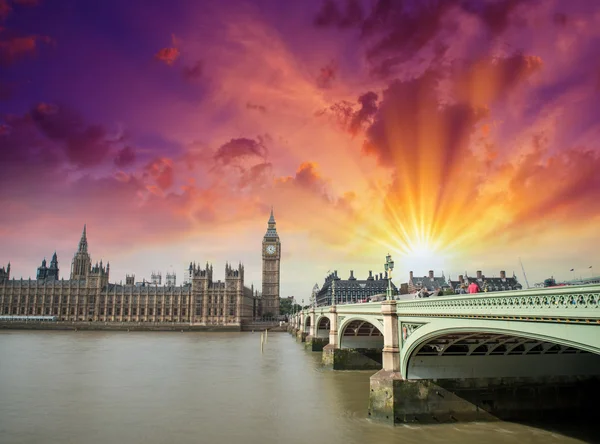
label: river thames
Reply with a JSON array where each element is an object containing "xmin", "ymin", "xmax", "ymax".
[{"xmin": 0, "ymin": 331, "xmax": 596, "ymax": 444}]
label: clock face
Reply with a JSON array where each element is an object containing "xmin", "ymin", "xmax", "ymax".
[{"xmin": 266, "ymin": 245, "xmax": 276, "ymax": 255}]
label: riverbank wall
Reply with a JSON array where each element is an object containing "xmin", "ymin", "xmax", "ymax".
[{"xmin": 0, "ymin": 322, "xmax": 241, "ymax": 332}]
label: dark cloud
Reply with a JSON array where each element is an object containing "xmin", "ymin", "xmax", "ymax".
[
  {"xmin": 316, "ymin": 61, "xmax": 338, "ymax": 89},
  {"xmin": 349, "ymin": 91, "xmax": 378, "ymax": 134},
  {"xmin": 214, "ymin": 137, "xmax": 267, "ymax": 165},
  {"xmin": 246, "ymin": 102, "xmax": 267, "ymax": 113},
  {"xmin": 30, "ymin": 103, "xmax": 112, "ymax": 167},
  {"xmin": 314, "ymin": 0, "xmax": 363, "ymax": 28},
  {"xmin": 114, "ymin": 146, "xmax": 136, "ymax": 168},
  {"xmin": 182, "ymin": 60, "xmax": 202, "ymax": 81},
  {"xmin": 320, "ymin": 92, "xmax": 377, "ymax": 135},
  {"xmin": 314, "ymin": 0, "xmax": 532, "ymax": 78},
  {"xmin": 361, "ymin": 0, "xmax": 455, "ymax": 75},
  {"xmin": 462, "ymin": 0, "xmax": 526, "ymax": 36}
]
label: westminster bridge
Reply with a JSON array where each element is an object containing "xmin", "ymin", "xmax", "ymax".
[{"xmin": 288, "ymin": 284, "xmax": 600, "ymax": 424}]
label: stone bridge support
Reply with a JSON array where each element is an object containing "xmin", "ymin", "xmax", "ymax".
[
  {"xmin": 305, "ymin": 309, "xmax": 327, "ymax": 351},
  {"xmin": 322, "ymin": 306, "xmax": 338, "ymax": 366},
  {"xmin": 368, "ymin": 300, "xmax": 405, "ymax": 422},
  {"xmin": 296, "ymin": 312, "xmax": 307, "ymax": 342},
  {"xmin": 367, "ymin": 299, "xmax": 600, "ymax": 425}
]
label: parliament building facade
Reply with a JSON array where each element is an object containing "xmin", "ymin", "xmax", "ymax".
[{"xmin": 0, "ymin": 211, "xmax": 282, "ymax": 326}]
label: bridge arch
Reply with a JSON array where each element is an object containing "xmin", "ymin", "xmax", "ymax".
[
  {"xmin": 315, "ymin": 315, "xmax": 330, "ymax": 338},
  {"xmin": 304, "ymin": 314, "xmax": 311, "ymax": 330},
  {"xmin": 339, "ymin": 317, "xmax": 384, "ymax": 349},
  {"xmin": 401, "ymin": 321, "xmax": 600, "ymax": 380}
]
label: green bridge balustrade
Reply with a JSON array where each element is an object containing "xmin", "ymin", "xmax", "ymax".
[{"xmin": 288, "ymin": 284, "xmax": 600, "ymax": 424}]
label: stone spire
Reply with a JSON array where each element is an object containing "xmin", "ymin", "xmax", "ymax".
[
  {"xmin": 264, "ymin": 207, "xmax": 279, "ymax": 239},
  {"xmin": 78, "ymin": 224, "xmax": 88, "ymax": 253},
  {"xmin": 268, "ymin": 206, "xmax": 275, "ymax": 225}
]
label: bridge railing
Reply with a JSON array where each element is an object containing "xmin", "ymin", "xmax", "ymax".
[
  {"xmin": 394, "ymin": 284, "xmax": 600, "ymax": 320},
  {"xmin": 300, "ymin": 285, "xmax": 600, "ymax": 322}
]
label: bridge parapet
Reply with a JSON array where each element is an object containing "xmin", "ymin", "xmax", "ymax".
[{"xmin": 396, "ymin": 285, "xmax": 600, "ymax": 321}]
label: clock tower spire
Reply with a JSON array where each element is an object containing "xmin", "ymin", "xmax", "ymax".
[{"xmin": 262, "ymin": 207, "xmax": 280, "ymax": 317}]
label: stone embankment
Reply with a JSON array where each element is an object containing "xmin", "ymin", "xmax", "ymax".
[{"xmin": 0, "ymin": 322, "xmax": 240, "ymax": 332}]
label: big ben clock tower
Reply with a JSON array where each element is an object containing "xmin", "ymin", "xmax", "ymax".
[{"xmin": 262, "ymin": 208, "xmax": 280, "ymax": 316}]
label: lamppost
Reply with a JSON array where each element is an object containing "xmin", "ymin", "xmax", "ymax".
[
  {"xmin": 331, "ymin": 277, "xmax": 336, "ymax": 307},
  {"xmin": 384, "ymin": 253, "xmax": 394, "ymax": 301}
]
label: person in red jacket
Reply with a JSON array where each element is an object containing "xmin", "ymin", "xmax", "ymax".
[{"xmin": 468, "ymin": 281, "xmax": 480, "ymax": 294}]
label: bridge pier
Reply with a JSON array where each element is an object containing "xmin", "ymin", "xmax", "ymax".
[
  {"xmin": 369, "ymin": 300, "xmax": 403, "ymax": 421},
  {"xmin": 305, "ymin": 336, "xmax": 328, "ymax": 351},
  {"xmin": 322, "ymin": 305, "xmax": 338, "ymax": 366},
  {"xmin": 369, "ymin": 375, "xmax": 600, "ymax": 424}
]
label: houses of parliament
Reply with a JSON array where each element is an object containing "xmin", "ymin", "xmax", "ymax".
[{"xmin": 0, "ymin": 211, "xmax": 281, "ymax": 326}]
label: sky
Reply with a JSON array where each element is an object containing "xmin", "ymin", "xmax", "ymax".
[{"xmin": 1, "ymin": 0, "xmax": 599, "ymax": 298}]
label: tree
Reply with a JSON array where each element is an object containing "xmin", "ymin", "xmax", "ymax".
[{"xmin": 279, "ymin": 297, "xmax": 302, "ymax": 316}]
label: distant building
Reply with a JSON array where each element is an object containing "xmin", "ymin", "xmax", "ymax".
[
  {"xmin": 316, "ymin": 270, "xmax": 397, "ymax": 306},
  {"xmin": 0, "ymin": 211, "xmax": 280, "ymax": 324},
  {"xmin": 151, "ymin": 271, "xmax": 162, "ymax": 286},
  {"xmin": 309, "ymin": 283, "xmax": 319, "ymax": 307},
  {"xmin": 166, "ymin": 272, "xmax": 176, "ymax": 287},
  {"xmin": 448, "ymin": 270, "xmax": 522, "ymax": 293},
  {"xmin": 408, "ymin": 270, "xmax": 450, "ymax": 293}
]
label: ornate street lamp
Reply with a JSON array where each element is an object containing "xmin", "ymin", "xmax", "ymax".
[
  {"xmin": 384, "ymin": 253, "xmax": 394, "ymax": 301},
  {"xmin": 331, "ymin": 277, "xmax": 336, "ymax": 307}
]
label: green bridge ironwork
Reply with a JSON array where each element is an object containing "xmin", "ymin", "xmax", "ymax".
[{"xmin": 290, "ymin": 284, "xmax": 600, "ymax": 379}]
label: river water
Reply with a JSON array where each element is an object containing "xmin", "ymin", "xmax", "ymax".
[{"xmin": 0, "ymin": 331, "xmax": 596, "ymax": 444}]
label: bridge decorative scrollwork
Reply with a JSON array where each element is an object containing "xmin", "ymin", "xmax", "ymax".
[{"xmin": 399, "ymin": 290, "xmax": 599, "ymax": 311}]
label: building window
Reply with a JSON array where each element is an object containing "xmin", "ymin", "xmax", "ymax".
[
  {"xmin": 195, "ymin": 307, "xmax": 202, "ymax": 316},
  {"xmin": 132, "ymin": 308, "xmax": 137, "ymax": 315},
  {"xmin": 157, "ymin": 308, "xmax": 162, "ymax": 316},
  {"xmin": 166, "ymin": 308, "xmax": 170, "ymax": 316},
  {"xmin": 140, "ymin": 308, "xmax": 145, "ymax": 315},
  {"xmin": 181, "ymin": 309, "xmax": 186, "ymax": 316},
  {"xmin": 149, "ymin": 308, "xmax": 154, "ymax": 316},
  {"xmin": 173, "ymin": 308, "xmax": 178, "ymax": 316}
]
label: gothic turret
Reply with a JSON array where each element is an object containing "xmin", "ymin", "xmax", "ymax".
[
  {"xmin": 71, "ymin": 224, "xmax": 92, "ymax": 281},
  {"xmin": 46, "ymin": 251, "xmax": 60, "ymax": 280},
  {"xmin": 37, "ymin": 258, "xmax": 47, "ymax": 280},
  {"xmin": 0, "ymin": 262, "xmax": 10, "ymax": 285}
]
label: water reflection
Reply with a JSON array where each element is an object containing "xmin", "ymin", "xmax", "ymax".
[{"xmin": 0, "ymin": 331, "xmax": 596, "ymax": 444}]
